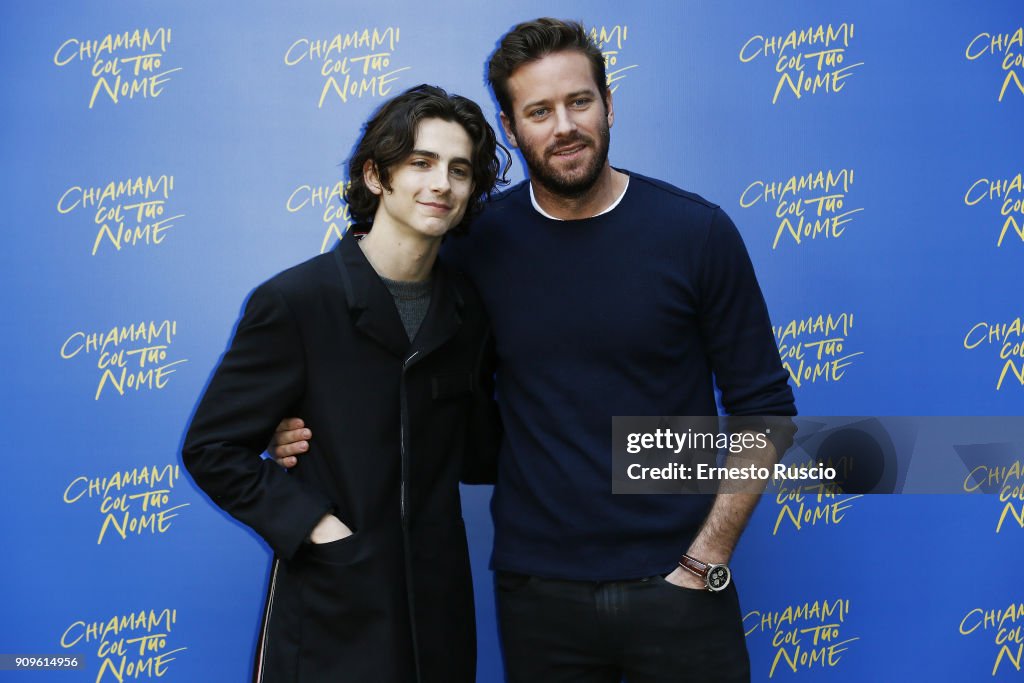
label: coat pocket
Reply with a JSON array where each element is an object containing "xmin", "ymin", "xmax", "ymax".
[
  {"xmin": 290, "ymin": 530, "xmax": 412, "ymax": 680},
  {"xmin": 303, "ymin": 531, "xmax": 360, "ymax": 564}
]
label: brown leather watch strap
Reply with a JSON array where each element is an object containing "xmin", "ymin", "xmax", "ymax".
[{"xmin": 677, "ymin": 554, "xmax": 708, "ymax": 580}]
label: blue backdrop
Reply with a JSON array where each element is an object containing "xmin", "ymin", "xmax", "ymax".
[{"xmin": 3, "ymin": 1, "xmax": 1024, "ymax": 681}]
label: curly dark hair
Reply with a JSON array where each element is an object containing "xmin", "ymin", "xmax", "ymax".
[
  {"xmin": 488, "ymin": 18, "xmax": 608, "ymax": 130},
  {"xmin": 345, "ymin": 84, "xmax": 510, "ymax": 233}
]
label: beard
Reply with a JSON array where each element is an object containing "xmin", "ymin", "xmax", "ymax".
[{"xmin": 518, "ymin": 120, "xmax": 611, "ymax": 199}]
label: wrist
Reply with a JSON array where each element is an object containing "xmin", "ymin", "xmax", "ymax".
[
  {"xmin": 678, "ymin": 552, "xmax": 732, "ymax": 592},
  {"xmin": 685, "ymin": 540, "xmax": 730, "ymax": 566}
]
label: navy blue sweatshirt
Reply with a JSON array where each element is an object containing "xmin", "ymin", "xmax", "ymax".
[{"xmin": 443, "ymin": 172, "xmax": 796, "ymax": 580}]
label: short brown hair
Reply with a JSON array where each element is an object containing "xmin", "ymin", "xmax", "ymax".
[
  {"xmin": 488, "ymin": 18, "xmax": 608, "ymax": 125},
  {"xmin": 345, "ymin": 84, "xmax": 509, "ymax": 233}
]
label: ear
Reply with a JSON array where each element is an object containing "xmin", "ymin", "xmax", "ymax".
[
  {"xmin": 499, "ymin": 111, "xmax": 518, "ymax": 149},
  {"xmin": 604, "ymin": 89, "xmax": 615, "ymax": 129},
  {"xmin": 363, "ymin": 159, "xmax": 383, "ymax": 195}
]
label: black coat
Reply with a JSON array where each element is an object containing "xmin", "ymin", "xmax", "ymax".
[{"xmin": 183, "ymin": 234, "xmax": 498, "ymax": 682}]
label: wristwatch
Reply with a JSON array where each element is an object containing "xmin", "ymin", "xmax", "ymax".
[{"xmin": 678, "ymin": 554, "xmax": 731, "ymax": 592}]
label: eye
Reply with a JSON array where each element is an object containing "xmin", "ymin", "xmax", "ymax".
[
  {"xmin": 571, "ymin": 97, "xmax": 592, "ymax": 108},
  {"xmin": 411, "ymin": 159, "xmax": 430, "ymax": 168},
  {"xmin": 529, "ymin": 107, "xmax": 549, "ymax": 119},
  {"xmin": 450, "ymin": 166, "xmax": 470, "ymax": 179}
]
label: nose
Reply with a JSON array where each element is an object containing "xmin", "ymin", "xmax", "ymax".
[
  {"xmin": 553, "ymin": 105, "xmax": 577, "ymax": 137},
  {"xmin": 429, "ymin": 166, "xmax": 451, "ymax": 194}
]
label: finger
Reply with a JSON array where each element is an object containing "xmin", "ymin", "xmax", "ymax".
[
  {"xmin": 271, "ymin": 428, "xmax": 311, "ymax": 447},
  {"xmin": 274, "ymin": 455, "xmax": 298, "ymax": 469},
  {"xmin": 272, "ymin": 441, "xmax": 308, "ymax": 458},
  {"xmin": 275, "ymin": 417, "xmax": 305, "ymax": 433}
]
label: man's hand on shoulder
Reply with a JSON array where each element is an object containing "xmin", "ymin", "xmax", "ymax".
[{"xmin": 269, "ymin": 418, "xmax": 311, "ymax": 468}]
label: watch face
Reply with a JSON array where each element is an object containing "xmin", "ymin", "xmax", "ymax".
[{"xmin": 707, "ymin": 565, "xmax": 731, "ymax": 591}]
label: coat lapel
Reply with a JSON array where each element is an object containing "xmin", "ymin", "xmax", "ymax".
[
  {"xmin": 410, "ymin": 265, "xmax": 464, "ymax": 359},
  {"xmin": 332, "ymin": 234, "xmax": 410, "ymax": 358}
]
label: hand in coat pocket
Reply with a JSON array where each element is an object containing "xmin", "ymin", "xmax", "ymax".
[{"xmin": 309, "ymin": 513, "xmax": 354, "ymax": 544}]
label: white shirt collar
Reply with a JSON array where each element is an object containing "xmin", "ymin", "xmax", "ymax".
[{"xmin": 529, "ymin": 175, "xmax": 630, "ymax": 220}]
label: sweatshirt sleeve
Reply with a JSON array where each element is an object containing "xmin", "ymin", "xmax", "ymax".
[
  {"xmin": 696, "ymin": 207, "xmax": 797, "ymax": 455},
  {"xmin": 182, "ymin": 281, "xmax": 333, "ymax": 560}
]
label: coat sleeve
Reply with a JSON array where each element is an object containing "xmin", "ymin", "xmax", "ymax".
[
  {"xmin": 182, "ymin": 281, "xmax": 333, "ymax": 560},
  {"xmin": 696, "ymin": 207, "xmax": 797, "ymax": 455}
]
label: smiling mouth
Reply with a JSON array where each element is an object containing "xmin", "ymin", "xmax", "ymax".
[
  {"xmin": 419, "ymin": 202, "xmax": 452, "ymax": 211},
  {"xmin": 551, "ymin": 144, "xmax": 586, "ymax": 157}
]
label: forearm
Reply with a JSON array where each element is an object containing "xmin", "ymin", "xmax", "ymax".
[
  {"xmin": 687, "ymin": 437, "xmax": 777, "ymax": 563},
  {"xmin": 183, "ymin": 438, "xmax": 333, "ymax": 557},
  {"xmin": 687, "ymin": 492, "xmax": 760, "ymax": 564}
]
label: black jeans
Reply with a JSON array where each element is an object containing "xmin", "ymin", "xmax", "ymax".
[{"xmin": 495, "ymin": 571, "xmax": 750, "ymax": 683}]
